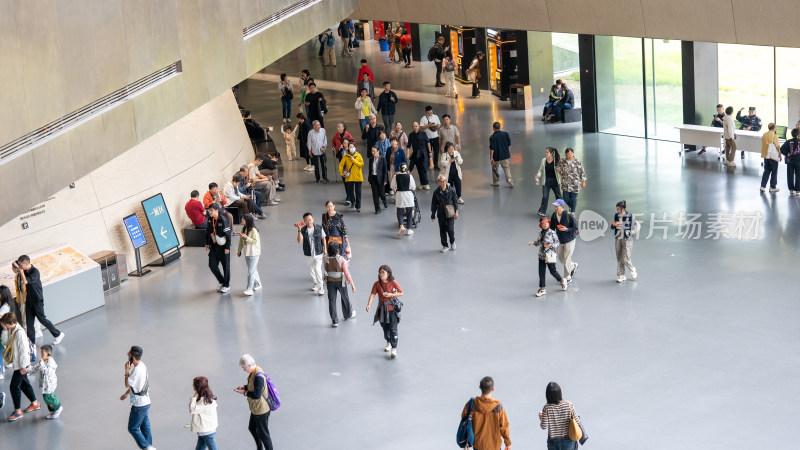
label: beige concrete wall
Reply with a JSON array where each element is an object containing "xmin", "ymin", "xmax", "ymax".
[
  {"xmin": 353, "ymin": 0, "xmax": 800, "ymax": 47},
  {"xmin": 0, "ymin": 0, "xmax": 358, "ymax": 223},
  {"xmin": 0, "ymin": 90, "xmax": 251, "ymax": 267}
]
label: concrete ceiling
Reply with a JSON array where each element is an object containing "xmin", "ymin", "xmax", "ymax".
[{"xmin": 351, "ymin": 0, "xmax": 800, "ymax": 47}]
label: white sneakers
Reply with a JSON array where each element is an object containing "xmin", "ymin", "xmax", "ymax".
[
  {"xmin": 316, "ymin": 288, "xmax": 324, "ymax": 296},
  {"xmin": 349, "ymin": 311, "xmax": 356, "ymax": 319},
  {"xmin": 309, "ymin": 285, "xmax": 319, "ymax": 291},
  {"xmin": 217, "ymin": 284, "xmax": 223, "ymax": 292},
  {"xmin": 253, "ymin": 285, "xmax": 262, "ymax": 291},
  {"xmin": 384, "ymin": 342, "xmax": 392, "ymax": 352},
  {"xmin": 390, "ymin": 348, "xmax": 397, "ymax": 359},
  {"xmin": 441, "ymin": 246, "xmax": 449, "ymax": 253},
  {"xmin": 760, "ymin": 187, "xmax": 766, "ymax": 193},
  {"xmin": 616, "ymin": 275, "xmax": 627, "ymax": 283},
  {"xmin": 53, "ymin": 332, "xmax": 65, "ymax": 345},
  {"xmin": 450, "ymin": 243, "xmax": 456, "ymax": 251},
  {"xmin": 769, "ymin": 188, "xmax": 780, "ymax": 193},
  {"xmin": 331, "ymin": 323, "xmax": 339, "ymax": 328},
  {"xmin": 303, "ymin": 165, "xmax": 313, "ymax": 171},
  {"xmin": 535, "ymin": 288, "xmax": 546, "ymax": 297},
  {"xmin": 243, "ymin": 289, "xmax": 254, "ymax": 296},
  {"xmin": 406, "ymin": 229, "xmax": 414, "ymax": 235},
  {"xmin": 457, "ymin": 197, "xmax": 465, "ymax": 204},
  {"xmin": 397, "ymin": 226, "xmax": 406, "ymax": 237},
  {"xmin": 46, "ymin": 406, "xmax": 63, "ymax": 419},
  {"xmin": 561, "ymin": 280, "xmax": 568, "ymax": 291},
  {"xmin": 630, "ymin": 269, "xmax": 638, "ymax": 280},
  {"xmin": 219, "ymin": 286, "xmax": 230, "ymax": 293}
]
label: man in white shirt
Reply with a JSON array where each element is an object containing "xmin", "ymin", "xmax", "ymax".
[
  {"xmin": 120, "ymin": 346, "xmax": 156, "ymax": 450},
  {"xmin": 722, "ymin": 106, "xmax": 737, "ymax": 167},
  {"xmin": 307, "ymin": 120, "xmax": 329, "ymax": 183},
  {"xmin": 297, "ymin": 213, "xmax": 327, "ymax": 295},
  {"xmin": 247, "ymin": 156, "xmax": 280, "ymax": 206},
  {"xmin": 419, "ymin": 105, "xmax": 442, "ymax": 169},
  {"xmin": 222, "ymin": 174, "xmax": 255, "ymax": 217}
]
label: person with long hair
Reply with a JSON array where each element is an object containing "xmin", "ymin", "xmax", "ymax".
[
  {"xmin": 321, "ymin": 201, "xmax": 349, "ymax": 256},
  {"xmin": 539, "ymin": 382, "xmax": 581, "ymax": 450},
  {"xmin": 611, "ymin": 200, "xmax": 637, "ymax": 283},
  {"xmin": 237, "ymin": 214, "xmax": 262, "ymax": 296},
  {"xmin": 529, "ymin": 219, "xmax": 567, "ymax": 297},
  {"xmin": 1, "ymin": 312, "xmax": 39, "ymax": 421},
  {"xmin": 190, "ymin": 376, "xmax": 219, "ymax": 450},
  {"xmin": 0, "ymin": 285, "xmax": 14, "ymax": 381},
  {"xmin": 324, "ymin": 243, "xmax": 356, "ymax": 328},
  {"xmin": 536, "ymin": 147, "xmax": 563, "ymax": 217},
  {"xmin": 366, "ymin": 265, "xmax": 403, "ymax": 359},
  {"xmin": 467, "ymin": 51, "xmax": 485, "ymax": 98}
]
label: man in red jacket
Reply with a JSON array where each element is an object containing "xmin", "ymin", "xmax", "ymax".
[
  {"xmin": 357, "ymin": 59, "xmax": 373, "ymax": 84},
  {"xmin": 185, "ymin": 190, "xmax": 207, "ymax": 228}
]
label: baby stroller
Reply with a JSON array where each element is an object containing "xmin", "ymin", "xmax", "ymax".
[{"xmin": 400, "ymin": 191, "xmax": 422, "ymax": 228}]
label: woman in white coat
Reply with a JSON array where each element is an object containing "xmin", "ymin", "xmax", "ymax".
[
  {"xmin": 190, "ymin": 376, "xmax": 219, "ymax": 450},
  {"xmin": 439, "ymin": 142, "xmax": 464, "ymax": 204}
]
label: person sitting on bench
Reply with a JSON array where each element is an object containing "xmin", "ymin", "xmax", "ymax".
[
  {"xmin": 549, "ymin": 83, "xmax": 575, "ymax": 123},
  {"xmin": 185, "ymin": 190, "xmax": 207, "ymax": 228}
]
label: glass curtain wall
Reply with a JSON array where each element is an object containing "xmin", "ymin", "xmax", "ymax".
[
  {"xmin": 717, "ymin": 44, "xmax": 774, "ymax": 128},
  {"xmin": 552, "ymin": 33, "xmax": 581, "ymax": 107},
  {"xmin": 596, "ymin": 36, "xmax": 683, "ymax": 141},
  {"xmin": 775, "ymin": 47, "xmax": 800, "ymax": 132}
]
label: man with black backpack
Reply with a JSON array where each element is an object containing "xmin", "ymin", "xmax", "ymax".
[
  {"xmin": 121, "ymin": 345, "xmax": 156, "ymax": 450},
  {"xmin": 460, "ymin": 376, "xmax": 511, "ymax": 450},
  {"xmin": 429, "ymin": 36, "xmax": 447, "ymax": 87}
]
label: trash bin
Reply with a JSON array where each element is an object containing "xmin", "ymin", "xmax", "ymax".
[
  {"xmin": 379, "ymin": 38, "xmax": 389, "ymax": 51},
  {"xmin": 509, "ymin": 84, "xmax": 527, "ymax": 110}
]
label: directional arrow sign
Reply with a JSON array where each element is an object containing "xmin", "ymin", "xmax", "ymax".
[
  {"xmin": 160, "ymin": 226, "xmax": 167, "ymax": 239},
  {"xmin": 141, "ymin": 193, "xmax": 180, "ymax": 254}
]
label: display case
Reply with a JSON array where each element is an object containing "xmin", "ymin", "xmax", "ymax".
[
  {"xmin": 486, "ymin": 29, "xmax": 521, "ymax": 100},
  {"xmin": 449, "ymin": 26, "xmax": 478, "ymax": 84}
]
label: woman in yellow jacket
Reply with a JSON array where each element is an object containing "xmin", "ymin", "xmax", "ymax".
[
  {"xmin": 760, "ymin": 122, "xmax": 782, "ymax": 192},
  {"xmin": 339, "ymin": 143, "xmax": 364, "ymax": 212}
]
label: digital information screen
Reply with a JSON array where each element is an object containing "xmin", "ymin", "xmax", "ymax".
[
  {"xmin": 123, "ymin": 214, "xmax": 147, "ymax": 249},
  {"xmin": 141, "ymin": 193, "xmax": 180, "ymax": 254}
]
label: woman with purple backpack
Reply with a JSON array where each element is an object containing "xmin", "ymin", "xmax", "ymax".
[{"xmin": 235, "ymin": 354, "xmax": 280, "ymax": 450}]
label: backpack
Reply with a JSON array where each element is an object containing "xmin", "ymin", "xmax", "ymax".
[
  {"xmin": 427, "ymin": 45, "xmax": 436, "ymax": 61},
  {"xmin": 456, "ymin": 398, "xmax": 476, "ymax": 448},
  {"xmin": 256, "ymin": 371, "xmax": 282, "ymax": 411},
  {"xmin": 444, "ymin": 58, "xmax": 455, "ymax": 72},
  {"xmin": 326, "ymin": 33, "xmax": 335, "ymax": 47}
]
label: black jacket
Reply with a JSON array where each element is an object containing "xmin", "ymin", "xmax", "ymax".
[
  {"xmin": 558, "ymin": 89, "xmax": 575, "ymax": 106},
  {"xmin": 368, "ymin": 155, "xmax": 389, "ymax": 185},
  {"xmin": 362, "ymin": 125, "xmax": 381, "ymax": 151},
  {"xmin": 297, "ymin": 120, "xmax": 312, "ymax": 150},
  {"xmin": 301, "ymin": 224, "xmax": 325, "ymax": 256},
  {"xmin": 23, "ymin": 266, "xmax": 44, "ymax": 302},
  {"xmin": 244, "ymin": 118, "xmax": 265, "ymax": 141},
  {"xmin": 431, "ymin": 184, "xmax": 458, "ymax": 219},
  {"xmin": 550, "ymin": 211, "xmax": 577, "ymax": 244},
  {"xmin": 408, "ymin": 131, "xmax": 430, "ymax": 162},
  {"xmin": 377, "ymin": 90, "xmax": 398, "ymax": 116},
  {"xmin": 206, "ymin": 213, "xmax": 232, "ymax": 250}
]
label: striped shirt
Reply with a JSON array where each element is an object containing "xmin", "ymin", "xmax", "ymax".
[{"xmin": 540, "ymin": 400, "xmax": 580, "ymax": 438}]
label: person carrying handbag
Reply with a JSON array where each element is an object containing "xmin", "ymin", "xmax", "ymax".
[
  {"xmin": 760, "ymin": 122, "xmax": 782, "ymax": 193},
  {"xmin": 431, "ymin": 175, "xmax": 459, "ymax": 252},
  {"xmin": 529, "ymin": 219, "xmax": 567, "ymax": 297},
  {"xmin": 539, "ymin": 381, "xmax": 586, "ymax": 449},
  {"xmin": 467, "ymin": 52, "xmax": 485, "ymax": 98}
]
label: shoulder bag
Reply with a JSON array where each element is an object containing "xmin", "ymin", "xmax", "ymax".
[
  {"xmin": 545, "ymin": 249, "xmax": 558, "ymax": 264},
  {"xmin": 568, "ymin": 401, "xmax": 588, "ymax": 445},
  {"xmin": 767, "ymin": 142, "xmax": 780, "ymax": 161},
  {"xmin": 456, "ymin": 398, "xmax": 476, "ymax": 448}
]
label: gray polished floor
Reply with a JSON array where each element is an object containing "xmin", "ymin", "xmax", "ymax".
[{"xmin": 2, "ymin": 40, "xmax": 798, "ymax": 450}]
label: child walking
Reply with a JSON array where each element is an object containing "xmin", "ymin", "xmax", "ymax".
[
  {"xmin": 29, "ymin": 344, "xmax": 63, "ymax": 419},
  {"xmin": 283, "ymin": 123, "xmax": 298, "ymax": 161}
]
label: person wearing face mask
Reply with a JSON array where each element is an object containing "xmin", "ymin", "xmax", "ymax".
[
  {"xmin": 339, "ymin": 144, "xmax": 364, "ymax": 213},
  {"xmin": 528, "ymin": 219, "xmax": 567, "ymax": 297}
]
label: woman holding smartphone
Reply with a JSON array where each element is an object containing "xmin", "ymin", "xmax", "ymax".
[
  {"xmin": 236, "ymin": 214, "xmax": 261, "ymax": 296},
  {"xmin": 279, "ymin": 74, "xmax": 293, "ymax": 123},
  {"xmin": 189, "ymin": 376, "xmax": 219, "ymax": 450},
  {"xmin": 366, "ymin": 265, "xmax": 403, "ymax": 359}
]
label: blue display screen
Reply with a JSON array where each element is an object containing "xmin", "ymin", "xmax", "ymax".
[
  {"xmin": 141, "ymin": 193, "xmax": 180, "ymax": 254},
  {"xmin": 123, "ymin": 214, "xmax": 147, "ymax": 249}
]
